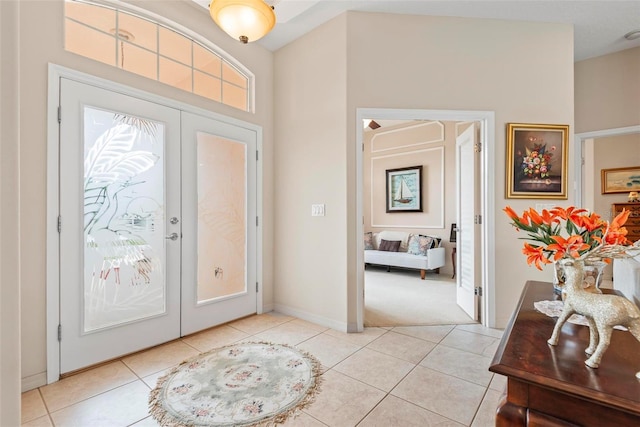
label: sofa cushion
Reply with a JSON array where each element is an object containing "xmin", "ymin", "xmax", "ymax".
[
  {"xmin": 408, "ymin": 235, "xmax": 435, "ymax": 255},
  {"xmin": 376, "ymin": 231, "xmax": 411, "ymax": 252},
  {"xmin": 364, "ymin": 232, "xmax": 375, "ymax": 250},
  {"xmin": 379, "ymin": 239, "xmax": 401, "ymax": 252}
]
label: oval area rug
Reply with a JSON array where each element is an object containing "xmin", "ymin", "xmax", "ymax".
[{"xmin": 149, "ymin": 342, "xmax": 322, "ymax": 427}]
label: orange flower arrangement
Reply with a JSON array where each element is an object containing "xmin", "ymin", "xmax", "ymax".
[{"xmin": 503, "ymin": 206, "xmax": 631, "ymax": 270}]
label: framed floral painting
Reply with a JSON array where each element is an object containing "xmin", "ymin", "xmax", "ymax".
[{"xmin": 505, "ymin": 123, "xmax": 569, "ymax": 199}]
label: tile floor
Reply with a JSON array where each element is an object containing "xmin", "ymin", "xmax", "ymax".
[{"xmin": 21, "ymin": 313, "xmax": 506, "ymax": 427}]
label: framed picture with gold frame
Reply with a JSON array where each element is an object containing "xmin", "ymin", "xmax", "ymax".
[
  {"xmin": 601, "ymin": 166, "xmax": 640, "ymax": 194},
  {"xmin": 505, "ymin": 123, "xmax": 569, "ymax": 199}
]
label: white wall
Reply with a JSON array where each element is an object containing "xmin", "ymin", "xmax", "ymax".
[
  {"xmin": 273, "ymin": 14, "xmax": 349, "ymax": 329},
  {"xmin": 274, "ymin": 11, "xmax": 574, "ymax": 330},
  {"xmin": 14, "ymin": 0, "xmax": 274, "ymax": 390},
  {"xmin": 575, "ymin": 47, "xmax": 640, "ymax": 133},
  {"xmin": 0, "ymin": 1, "xmax": 22, "ymax": 423}
]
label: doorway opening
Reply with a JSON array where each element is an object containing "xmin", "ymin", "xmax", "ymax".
[{"xmin": 355, "ymin": 108, "xmax": 496, "ymax": 332}]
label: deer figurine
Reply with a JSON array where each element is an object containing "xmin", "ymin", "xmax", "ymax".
[{"xmin": 547, "ymin": 258, "xmax": 640, "ymax": 374}]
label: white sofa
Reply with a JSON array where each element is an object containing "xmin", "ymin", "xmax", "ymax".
[
  {"xmin": 364, "ymin": 230, "xmax": 445, "ymax": 279},
  {"xmin": 613, "ymin": 255, "xmax": 640, "ymax": 307}
]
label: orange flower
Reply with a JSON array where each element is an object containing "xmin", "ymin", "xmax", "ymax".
[
  {"xmin": 551, "ymin": 206, "xmax": 587, "ymax": 224},
  {"xmin": 578, "ymin": 212, "xmax": 604, "ymax": 232},
  {"xmin": 503, "ymin": 206, "xmax": 519, "ymax": 221},
  {"xmin": 547, "ymin": 235, "xmax": 590, "ymax": 260},
  {"xmin": 522, "ymin": 243, "xmax": 551, "ymax": 270},
  {"xmin": 527, "ymin": 208, "xmax": 544, "ymax": 225}
]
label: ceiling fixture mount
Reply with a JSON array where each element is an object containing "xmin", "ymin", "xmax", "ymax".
[
  {"xmin": 209, "ymin": 0, "xmax": 276, "ymax": 44},
  {"xmin": 624, "ymin": 30, "xmax": 640, "ymax": 41}
]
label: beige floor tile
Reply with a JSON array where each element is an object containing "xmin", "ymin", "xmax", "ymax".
[
  {"xmin": 455, "ymin": 323, "xmax": 504, "ymax": 339},
  {"xmin": 39, "ymin": 361, "xmax": 137, "ymax": 412},
  {"xmin": 420, "ymin": 345, "xmax": 494, "ymax": 386},
  {"xmin": 129, "ymin": 415, "xmax": 160, "ymax": 426},
  {"xmin": 323, "ymin": 327, "xmax": 387, "ymax": 347},
  {"xmin": 392, "ymin": 325, "xmax": 456, "ymax": 343},
  {"xmin": 122, "ymin": 340, "xmax": 199, "ymax": 377},
  {"xmin": 181, "ymin": 324, "xmax": 249, "ymax": 352},
  {"xmin": 303, "ymin": 370, "xmax": 385, "ymax": 426},
  {"xmin": 141, "ymin": 367, "xmax": 174, "ymax": 390},
  {"xmin": 392, "ymin": 366, "xmax": 486, "ymax": 425},
  {"xmin": 21, "ymin": 415, "xmax": 53, "ymax": 427},
  {"xmin": 49, "ymin": 381, "xmax": 151, "ymax": 427},
  {"xmin": 280, "ymin": 411, "xmax": 328, "ymax": 426},
  {"xmin": 482, "ymin": 339, "xmax": 500, "ymax": 358},
  {"xmin": 440, "ymin": 329, "xmax": 500, "ymax": 356},
  {"xmin": 288, "ymin": 318, "xmax": 330, "ymax": 333},
  {"xmin": 333, "ymin": 348, "xmax": 415, "ymax": 392},
  {"xmin": 359, "ymin": 395, "xmax": 464, "ymax": 427},
  {"xmin": 252, "ymin": 321, "xmax": 324, "ymax": 346},
  {"xmin": 227, "ymin": 312, "xmax": 293, "ymax": 334},
  {"xmin": 471, "ymin": 389, "xmax": 502, "ymax": 427},
  {"xmin": 489, "ymin": 373, "xmax": 507, "ymax": 392},
  {"xmin": 297, "ymin": 334, "xmax": 361, "ymax": 368},
  {"xmin": 21, "ymin": 389, "xmax": 47, "ymax": 424},
  {"xmin": 366, "ymin": 331, "xmax": 436, "ymax": 363}
]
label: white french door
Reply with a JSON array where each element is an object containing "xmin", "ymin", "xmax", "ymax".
[
  {"xmin": 57, "ymin": 78, "xmax": 257, "ymax": 375},
  {"xmin": 180, "ymin": 111, "xmax": 257, "ymax": 335},
  {"xmin": 456, "ymin": 123, "xmax": 480, "ymax": 320}
]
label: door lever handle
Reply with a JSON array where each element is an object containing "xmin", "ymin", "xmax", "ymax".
[{"xmin": 165, "ymin": 232, "xmax": 179, "ymax": 241}]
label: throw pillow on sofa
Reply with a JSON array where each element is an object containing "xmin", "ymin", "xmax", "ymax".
[
  {"xmin": 407, "ymin": 234, "xmax": 435, "ymax": 256},
  {"xmin": 364, "ymin": 232, "xmax": 375, "ymax": 250},
  {"xmin": 379, "ymin": 239, "xmax": 401, "ymax": 252}
]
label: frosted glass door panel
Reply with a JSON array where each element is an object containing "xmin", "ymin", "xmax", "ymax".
[
  {"xmin": 83, "ymin": 107, "xmax": 167, "ymax": 332},
  {"xmin": 197, "ymin": 133, "xmax": 247, "ymax": 302},
  {"xmin": 180, "ymin": 111, "xmax": 257, "ymax": 335}
]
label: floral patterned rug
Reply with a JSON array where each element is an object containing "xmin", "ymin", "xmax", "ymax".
[{"xmin": 149, "ymin": 342, "xmax": 322, "ymax": 427}]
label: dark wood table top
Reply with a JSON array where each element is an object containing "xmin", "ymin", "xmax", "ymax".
[{"xmin": 489, "ymin": 280, "xmax": 640, "ymax": 414}]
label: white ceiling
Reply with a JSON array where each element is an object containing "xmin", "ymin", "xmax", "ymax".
[{"xmin": 191, "ymin": 0, "xmax": 640, "ymax": 61}]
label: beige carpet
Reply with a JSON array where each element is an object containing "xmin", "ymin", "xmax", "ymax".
[{"xmin": 364, "ymin": 266, "xmax": 475, "ymax": 327}]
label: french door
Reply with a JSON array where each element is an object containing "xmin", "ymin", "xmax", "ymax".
[
  {"xmin": 456, "ymin": 123, "xmax": 480, "ymax": 321},
  {"xmin": 58, "ymin": 78, "xmax": 257, "ymax": 374}
]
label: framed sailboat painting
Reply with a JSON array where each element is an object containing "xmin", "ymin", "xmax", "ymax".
[{"xmin": 386, "ymin": 166, "xmax": 423, "ymax": 212}]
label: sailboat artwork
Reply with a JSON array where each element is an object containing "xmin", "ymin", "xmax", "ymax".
[
  {"xmin": 386, "ymin": 165, "xmax": 423, "ymax": 212},
  {"xmin": 394, "ymin": 178, "xmax": 414, "ymax": 204}
]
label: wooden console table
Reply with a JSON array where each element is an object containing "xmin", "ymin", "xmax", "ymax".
[{"xmin": 489, "ymin": 281, "xmax": 640, "ymax": 426}]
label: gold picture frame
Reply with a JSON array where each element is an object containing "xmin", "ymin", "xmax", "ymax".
[
  {"xmin": 601, "ymin": 166, "xmax": 640, "ymax": 194},
  {"xmin": 505, "ymin": 123, "xmax": 569, "ymax": 199}
]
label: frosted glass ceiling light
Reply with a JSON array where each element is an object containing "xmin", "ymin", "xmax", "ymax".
[{"xmin": 209, "ymin": 0, "xmax": 275, "ymax": 44}]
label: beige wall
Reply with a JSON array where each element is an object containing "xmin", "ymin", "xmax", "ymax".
[
  {"xmin": 274, "ymin": 12, "xmax": 573, "ymax": 330},
  {"xmin": 575, "ymin": 47, "xmax": 640, "ymax": 133},
  {"xmin": 593, "ymin": 134, "xmax": 640, "ymax": 219},
  {"xmin": 273, "ymin": 15, "xmax": 349, "ymax": 328},
  {"xmin": 1, "ymin": 1, "xmax": 22, "ymax": 424},
  {"xmin": 363, "ymin": 120, "xmax": 460, "ymax": 277},
  {"xmin": 15, "ymin": 0, "xmax": 274, "ymax": 390}
]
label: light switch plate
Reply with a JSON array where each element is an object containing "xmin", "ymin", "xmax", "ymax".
[{"xmin": 311, "ymin": 204, "xmax": 325, "ymax": 216}]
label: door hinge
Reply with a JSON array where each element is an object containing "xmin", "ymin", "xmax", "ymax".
[
  {"xmin": 581, "ymin": 156, "xmax": 585, "ymax": 166},
  {"xmin": 57, "ymin": 324, "xmax": 62, "ymax": 341},
  {"xmin": 256, "ymin": 150, "xmax": 259, "ymax": 161},
  {"xmin": 474, "ymin": 142, "xmax": 482, "ymax": 152},
  {"xmin": 474, "ymin": 214, "xmax": 482, "ymax": 225},
  {"xmin": 256, "ymin": 282, "xmax": 259, "ymax": 293},
  {"xmin": 474, "ymin": 287, "xmax": 483, "ymax": 296},
  {"xmin": 362, "ymin": 143, "xmax": 364, "ymax": 152},
  {"xmin": 256, "ymin": 216, "xmax": 259, "ymax": 226},
  {"xmin": 57, "ymin": 106, "xmax": 61, "ymax": 124},
  {"xmin": 57, "ymin": 215, "xmax": 62, "ymax": 233}
]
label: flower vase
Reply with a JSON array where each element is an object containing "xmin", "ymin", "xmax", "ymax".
[{"xmin": 552, "ymin": 259, "xmax": 606, "ymax": 296}]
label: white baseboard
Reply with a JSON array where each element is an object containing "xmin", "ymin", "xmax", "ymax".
[
  {"xmin": 22, "ymin": 372, "xmax": 47, "ymax": 392},
  {"xmin": 273, "ymin": 304, "xmax": 348, "ymax": 332}
]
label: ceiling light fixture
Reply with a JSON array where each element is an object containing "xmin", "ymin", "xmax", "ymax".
[
  {"xmin": 209, "ymin": 0, "xmax": 275, "ymax": 44},
  {"xmin": 624, "ymin": 30, "xmax": 640, "ymax": 40}
]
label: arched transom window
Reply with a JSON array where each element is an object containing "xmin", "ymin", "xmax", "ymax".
[{"xmin": 64, "ymin": 0, "xmax": 252, "ymax": 112}]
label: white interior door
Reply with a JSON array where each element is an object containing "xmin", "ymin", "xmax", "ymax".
[
  {"xmin": 57, "ymin": 79, "xmax": 259, "ymax": 374},
  {"xmin": 59, "ymin": 79, "xmax": 182, "ymax": 373},
  {"xmin": 456, "ymin": 123, "xmax": 480, "ymax": 320},
  {"xmin": 180, "ymin": 111, "xmax": 257, "ymax": 335}
]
